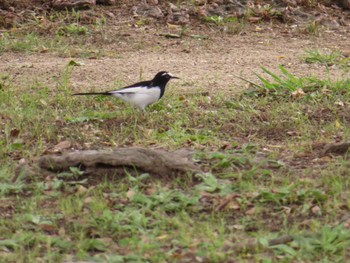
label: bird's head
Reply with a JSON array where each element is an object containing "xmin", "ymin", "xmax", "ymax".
[{"xmin": 153, "ymin": 71, "xmax": 179, "ymax": 84}]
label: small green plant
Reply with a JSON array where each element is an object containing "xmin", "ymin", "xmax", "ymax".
[
  {"xmin": 255, "ymin": 186, "xmax": 327, "ymax": 206},
  {"xmin": 203, "ymin": 16, "xmax": 225, "ymax": 26},
  {"xmin": 0, "ymin": 32, "xmax": 41, "ymax": 53},
  {"xmin": 305, "ymin": 20, "xmax": 322, "ymax": 36},
  {"xmin": 240, "ymin": 65, "xmax": 350, "ymax": 97},
  {"xmin": 0, "ymin": 166, "xmax": 27, "ymax": 195},
  {"xmin": 56, "ymin": 23, "xmax": 88, "ymax": 36},
  {"xmin": 278, "ymin": 225, "xmax": 350, "ymax": 260},
  {"xmin": 304, "ymin": 49, "xmax": 350, "ymax": 68},
  {"xmin": 202, "ymin": 16, "xmax": 245, "ymax": 34},
  {"xmin": 245, "ymin": 4, "xmax": 283, "ymax": 21}
]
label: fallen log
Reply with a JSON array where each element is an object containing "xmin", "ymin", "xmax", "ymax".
[
  {"xmin": 51, "ymin": 0, "xmax": 96, "ymax": 10},
  {"xmin": 321, "ymin": 142, "xmax": 350, "ymax": 157},
  {"xmin": 38, "ymin": 147, "xmax": 200, "ymax": 178}
]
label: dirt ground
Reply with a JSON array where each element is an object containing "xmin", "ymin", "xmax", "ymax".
[{"xmin": 1, "ymin": 22, "xmax": 350, "ymax": 94}]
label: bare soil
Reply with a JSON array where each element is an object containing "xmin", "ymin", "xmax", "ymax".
[{"xmin": 1, "ymin": 23, "xmax": 349, "ymax": 94}]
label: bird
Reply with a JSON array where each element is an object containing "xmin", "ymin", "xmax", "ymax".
[{"xmin": 73, "ymin": 71, "xmax": 179, "ymax": 110}]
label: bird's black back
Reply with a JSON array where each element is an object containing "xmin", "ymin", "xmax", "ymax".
[{"xmin": 73, "ymin": 71, "xmax": 174, "ymax": 99}]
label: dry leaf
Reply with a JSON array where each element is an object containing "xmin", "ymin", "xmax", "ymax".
[
  {"xmin": 84, "ymin": 196, "xmax": 93, "ymax": 204},
  {"xmin": 229, "ymin": 201, "xmax": 241, "ymax": 210},
  {"xmin": 245, "ymin": 207, "xmax": 256, "ymax": 215},
  {"xmin": 215, "ymin": 198, "xmax": 231, "ymax": 212},
  {"xmin": 215, "ymin": 194, "xmax": 241, "ymax": 211},
  {"xmin": 286, "ymin": 131, "xmax": 298, "ymax": 136},
  {"xmin": 195, "ymin": 256, "xmax": 204, "ymax": 262},
  {"xmin": 10, "ymin": 128, "xmax": 20, "ymax": 138},
  {"xmin": 58, "ymin": 227, "xmax": 66, "ymax": 236},
  {"xmin": 311, "ymin": 205, "xmax": 321, "ymax": 215},
  {"xmin": 126, "ymin": 189, "xmax": 135, "ymax": 199},
  {"xmin": 39, "ymin": 224, "xmax": 56, "ymax": 234},
  {"xmin": 335, "ymin": 119, "xmax": 341, "ymax": 129},
  {"xmin": 291, "ymin": 88, "xmax": 305, "ymax": 98},
  {"xmin": 282, "ymin": 206, "xmax": 292, "ymax": 214},
  {"xmin": 53, "ymin": 140, "xmax": 72, "ymax": 153},
  {"xmin": 156, "ymin": 234, "xmax": 168, "ymax": 240},
  {"xmin": 249, "ymin": 17, "xmax": 262, "ymax": 23},
  {"xmin": 40, "ymin": 99, "xmax": 48, "ymax": 106},
  {"xmin": 335, "ymin": 100, "xmax": 345, "ymax": 107},
  {"xmin": 97, "ymin": 237, "xmax": 113, "ymax": 247},
  {"xmin": 18, "ymin": 158, "xmax": 27, "ymax": 165},
  {"xmin": 343, "ymin": 218, "xmax": 350, "ymax": 229},
  {"xmin": 167, "ymin": 22, "xmax": 181, "ymax": 30},
  {"xmin": 77, "ymin": 185, "xmax": 88, "ymax": 194},
  {"xmin": 145, "ymin": 187, "xmax": 156, "ymax": 196}
]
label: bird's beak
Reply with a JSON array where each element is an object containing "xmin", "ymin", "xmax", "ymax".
[{"xmin": 171, "ymin": 76, "xmax": 180, "ymax": 79}]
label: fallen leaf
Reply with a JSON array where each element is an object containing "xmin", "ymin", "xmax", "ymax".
[
  {"xmin": 229, "ymin": 200, "xmax": 241, "ymax": 210},
  {"xmin": 335, "ymin": 100, "xmax": 345, "ymax": 107},
  {"xmin": 245, "ymin": 207, "xmax": 256, "ymax": 215},
  {"xmin": 145, "ymin": 187, "xmax": 156, "ymax": 196},
  {"xmin": 311, "ymin": 205, "xmax": 321, "ymax": 215},
  {"xmin": 53, "ymin": 140, "xmax": 72, "ymax": 153},
  {"xmin": 18, "ymin": 158, "xmax": 27, "ymax": 165},
  {"xmin": 286, "ymin": 131, "xmax": 298, "ymax": 136},
  {"xmin": 126, "ymin": 189, "xmax": 135, "ymax": 199},
  {"xmin": 58, "ymin": 227, "xmax": 66, "ymax": 236},
  {"xmin": 282, "ymin": 206, "xmax": 292, "ymax": 214},
  {"xmin": 84, "ymin": 197, "xmax": 93, "ymax": 205},
  {"xmin": 97, "ymin": 237, "xmax": 113, "ymax": 247},
  {"xmin": 291, "ymin": 88, "xmax": 305, "ymax": 98},
  {"xmin": 10, "ymin": 128, "xmax": 20, "ymax": 138},
  {"xmin": 249, "ymin": 17, "xmax": 262, "ymax": 23},
  {"xmin": 39, "ymin": 99, "xmax": 48, "ymax": 106},
  {"xmin": 335, "ymin": 119, "xmax": 341, "ymax": 129},
  {"xmin": 342, "ymin": 218, "xmax": 350, "ymax": 229},
  {"xmin": 167, "ymin": 22, "xmax": 181, "ymax": 30},
  {"xmin": 156, "ymin": 234, "xmax": 168, "ymax": 240},
  {"xmin": 195, "ymin": 256, "xmax": 204, "ymax": 262},
  {"xmin": 39, "ymin": 224, "xmax": 56, "ymax": 234},
  {"xmin": 77, "ymin": 185, "xmax": 88, "ymax": 194},
  {"xmin": 300, "ymin": 219, "xmax": 313, "ymax": 228}
]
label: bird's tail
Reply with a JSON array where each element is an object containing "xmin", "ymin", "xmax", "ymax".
[{"xmin": 73, "ymin": 92, "xmax": 110, "ymax": 96}]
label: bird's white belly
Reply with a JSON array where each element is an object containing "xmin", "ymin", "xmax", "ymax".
[{"xmin": 111, "ymin": 88, "xmax": 161, "ymax": 110}]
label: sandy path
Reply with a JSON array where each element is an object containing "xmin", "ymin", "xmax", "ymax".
[{"xmin": 1, "ymin": 25, "xmax": 349, "ymax": 93}]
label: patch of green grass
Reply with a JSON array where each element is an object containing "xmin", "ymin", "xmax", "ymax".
[
  {"xmin": 304, "ymin": 49, "xmax": 350, "ymax": 70},
  {"xmin": 1, "ymin": 63, "xmax": 350, "ymax": 261},
  {"xmin": 245, "ymin": 4, "xmax": 284, "ymax": 21},
  {"xmin": 202, "ymin": 15, "xmax": 245, "ymax": 34},
  {"xmin": 56, "ymin": 23, "xmax": 89, "ymax": 36},
  {"xmin": 0, "ymin": 9, "xmax": 112, "ymax": 58},
  {"xmin": 0, "ymin": 31, "xmax": 109, "ymax": 58},
  {"xmin": 305, "ymin": 20, "xmax": 322, "ymax": 36},
  {"xmin": 242, "ymin": 65, "xmax": 350, "ymax": 97}
]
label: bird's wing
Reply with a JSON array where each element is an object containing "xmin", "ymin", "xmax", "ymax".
[
  {"xmin": 107, "ymin": 80, "xmax": 152, "ymax": 93},
  {"xmin": 108, "ymin": 85, "xmax": 153, "ymax": 95}
]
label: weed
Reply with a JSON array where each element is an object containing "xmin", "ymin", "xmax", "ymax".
[
  {"xmin": 56, "ymin": 23, "xmax": 89, "ymax": 36},
  {"xmin": 304, "ymin": 49, "xmax": 350, "ymax": 73},
  {"xmin": 241, "ymin": 65, "xmax": 350, "ymax": 98},
  {"xmin": 305, "ymin": 20, "xmax": 322, "ymax": 36},
  {"xmin": 245, "ymin": 4, "xmax": 283, "ymax": 21},
  {"xmin": 202, "ymin": 16, "xmax": 245, "ymax": 34}
]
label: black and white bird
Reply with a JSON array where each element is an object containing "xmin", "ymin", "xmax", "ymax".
[{"xmin": 73, "ymin": 71, "xmax": 179, "ymax": 110}]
